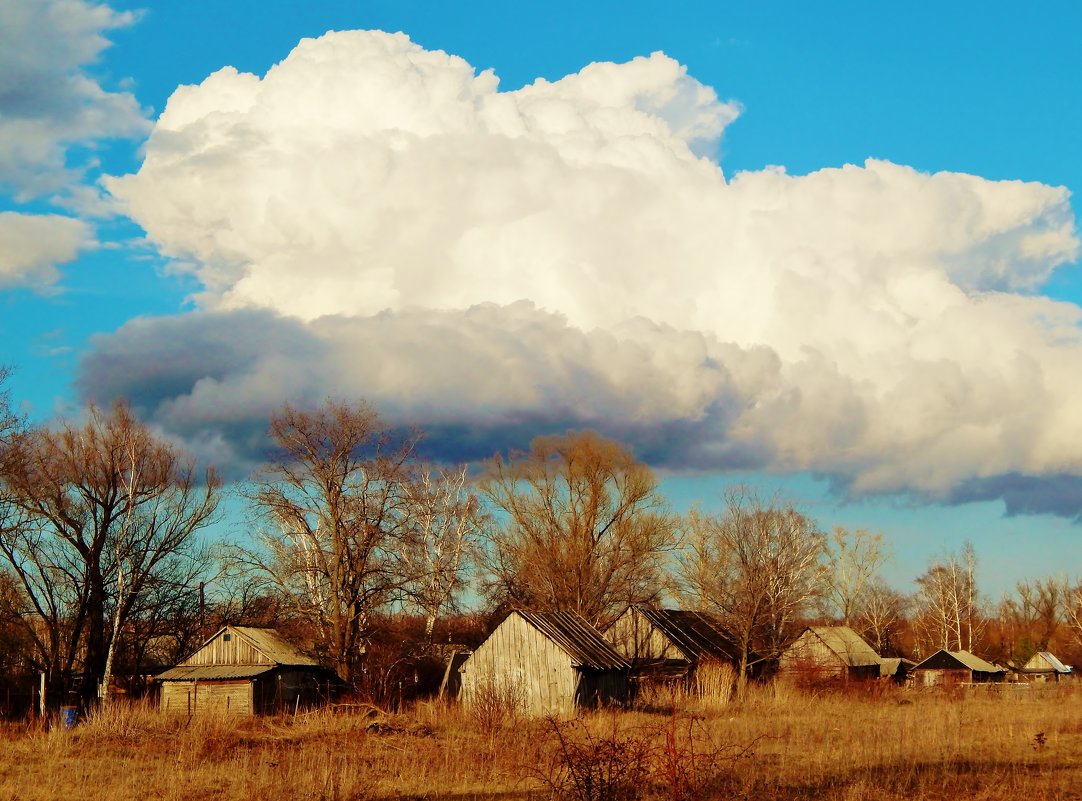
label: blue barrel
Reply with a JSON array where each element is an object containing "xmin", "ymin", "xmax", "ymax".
[{"xmin": 59, "ymin": 706, "xmax": 78, "ymax": 728}]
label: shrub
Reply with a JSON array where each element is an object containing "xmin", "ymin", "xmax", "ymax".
[{"xmin": 467, "ymin": 679, "xmax": 526, "ymax": 734}]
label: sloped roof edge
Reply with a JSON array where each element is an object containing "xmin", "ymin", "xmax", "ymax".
[{"xmin": 516, "ymin": 610, "xmax": 630, "ymax": 670}]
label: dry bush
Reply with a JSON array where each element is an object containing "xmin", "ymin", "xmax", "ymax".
[
  {"xmin": 465, "ymin": 678, "xmax": 526, "ymax": 734},
  {"xmin": 535, "ymin": 711, "xmax": 753, "ymax": 801},
  {"xmin": 535, "ymin": 716, "xmax": 653, "ymax": 801},
  {"xmin": 694, "ymin": 661, "xmax": 735, "ymax": 709}
]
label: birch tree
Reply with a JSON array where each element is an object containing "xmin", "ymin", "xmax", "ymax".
[
  {"xmin": 678, "ymin": 489, "xmax": 826, "ymax": 695},
  {"xmin": 912, "ymin": 541, "xmax": 983, "ymax": 655},
  {"xmin": 479, "ymin": 431, "xmax": 675, "ymax": 629},
  {"xmin": 822, "ymin": 527, "xmax": 888, "ymax": 625},
  {"xmin": 244, "ymin": 400, "xmax": 418, "ymax": 684},
  {"xmin": 402, "ymin": 465, "xmax": 484, "ymax": 643}
]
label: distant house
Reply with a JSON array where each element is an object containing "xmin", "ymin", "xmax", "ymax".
[
  {"xmin": 604, "ymin": 606, "xmax": 748, "ymax": 692},
  {"xmin": 777, "ymin": 626, "xmax": 884, "ymax": 682},
  {"xmin": 157, "ymin": 626, "xmax": 336, "ymax": 715},
  {"xmin": 459, "ymin": 610, "xmax": 629, "ymax": 717},
  {"xmin": 909, "ymin": 649, "xmax": 1005, "ymax": 688},
  {"xmin": 1021, "ymin": 652, "xmax": 1073, "ymax": 683},
  {"xmin": 877, "ymin": 657, "xmax": 916, "ymax": 682}
]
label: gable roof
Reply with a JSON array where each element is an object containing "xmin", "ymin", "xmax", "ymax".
[
  {"xmin": 180, "ymin": 625, "xmax": 317, "ymax": 668},
  {"xmin": 628, "ymin": 607, "xmax": 741, "ymax": 663},
  {"xmin": 911, "ymin": 649, "xmax": 1003, "ymax": 674},
  {"xmin": 805, "ymin": 626, "xmax": 882, "ymax": 667},
  {"xmin": 229, "ymin": 626, "xmax": 317, "ymax": 665},
  {"xmin": 515, "ymin": 611, "xmax": 630, "ymax": 670},
  {"xmin": 1025, "ymin": 651, "xmax": 1071, "ymax": 673}
]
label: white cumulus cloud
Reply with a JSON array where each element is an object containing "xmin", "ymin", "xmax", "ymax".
[
  {"xmin": 0, "ymin": 0, "xmax": 149, "ymax": 198},
  {"xmin": 99, "ymin": 30, "xmax": 1082, "ymax": 508},
  {"xmin": 0, "ymin": 212, "xmax": 92, "ymax": 288}
]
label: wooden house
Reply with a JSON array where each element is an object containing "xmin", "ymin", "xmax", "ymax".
[
  {"xmin": 459, "ymin": 610, "xmax": 629, "ymax": 717},
  {"xmin": 157, "ymin": 626, "xmax": 336, "ymax": 715},
  {"xmin": 909, "ymin": 649, "xmax": 1005, "ymax": 688},
  {"xmin": 604, "ymin": 606, "xmax": 746, "ymax": 689},
  {"xmin": 1021, "ymin": 651, "xmax": 1072, "ymax": 683},
  {"xmin": 777, "ymin": 626, "xmax": 884, "ymax": 682}
]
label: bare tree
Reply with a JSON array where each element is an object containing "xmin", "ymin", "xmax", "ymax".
[
  {"xmin": 677, "ymin": 488, "xmax": 826, "ymax": 695},
  {"xmin": 854, "ymin": 576, "xmax": 908, "ymax": 656},
  {"xmin": 994, "ymin": 578, "xmax": 1063, "ymax": 665},
  {"xmin": 402, "ymin": 465, "xmax": 484, "ymax": 644},
  {"xmin": 912, "ymin": 541, "xmax": 983, "ymax": 656},
  {"xmin": 0, "ymin": 402, "xmax": 219, "ymax": 706},
  {"xmin": 1062, "ymin": 578, "xmax": 1082, "ymax": 651},
  {"xmin": 478, "ymin": 431, "xmax": 675, "ymax": 629},
  {"xmin": 243, "ymin": 400, "xmax": 418, "ymax": 684},
  {"xmin": 822, "ymin": 527, "xmax": 888, "ymax": 625}
]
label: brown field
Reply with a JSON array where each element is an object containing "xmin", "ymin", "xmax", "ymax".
[{"xmin": 2, "ymin": 683, "xmax": 1081, "ymax": 801}]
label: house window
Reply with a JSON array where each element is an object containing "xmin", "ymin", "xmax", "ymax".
[{"xmin": 223, "ymin": 633, "xmax": 232, "ymax": 641}]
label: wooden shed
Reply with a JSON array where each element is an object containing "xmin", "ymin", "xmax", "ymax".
[
  {"xmin": 459, "ymin": 610, "xmax": 629, "ymax": 717},
  {"xmin": 604, "ymin": 606, "xmax": 745, "ymax": 687},
  {"xmin": 909, "ymin": 649, "xmax": 1005, "ymax": 688},
  {"xmin": 777, "ymin": 626, "xmax": 883, "ymax": 682},
  {"xmin": 1021, "ymin": 651, "xmax": 1073, "ymax": 683},
  {"xmin": 157, "ymin": 626, "xmax": 335, "ymax": 715}
]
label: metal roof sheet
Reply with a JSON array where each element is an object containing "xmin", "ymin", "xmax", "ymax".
[
  {"xmin": 230, "ymin": 626, "xmax": 318, "ymax": 666},
  {"xmin": 516, "ymin": 611, "xmax": 630, "ymax": 670},
  {"xmin": 948, "ymin": 650, "xmax": 1003, "ymax": 673},
  {"xmin": 807, "ymin": 626, "xmax": 882, "ymax": 667},
  {"xmin": 911, "ymin": 649, "xmax": 1004, "ymax": 674},
  {"xmin": 157, "ymin": 665, "xmax": 276, "ymax": 681},
  {"xmin": 633, "ymin": 608, "xmax": 742, "ymax": 663},
  {"xmin": 1026, "ymin": 652, "xmax": 1071, "ymax": 673}
]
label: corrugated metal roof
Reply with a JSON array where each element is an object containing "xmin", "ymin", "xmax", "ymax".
[
  {"xmin": 230, "ymin": 626, "xmax": 318, "ymax": 666},
  {"xmin": 1026, "ymin": 652, "xmax": 1071, "ymax": 673},
  {"xmin": 912, "ymin": 649, "xmax": 1004, "ymax": 674},
  {"xmin": 633, "ymin": 608, "xmax": 741, "ymax": 663},
  {"xmin": 807, "ymin": 626, "xmax": 882, "ymax": 667},
  {"xmin": 157, "ymin": 665, "xmax": 276, "ymax": 681},
  {"xmin": 948, "ymin": 650, "xmax": 1003, "ymax": 673},
  {"xmin": 516, "ymin": 611, "xmax": 630, "ymax": 670}
]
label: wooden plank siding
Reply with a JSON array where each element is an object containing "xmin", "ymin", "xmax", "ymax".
[
  {"xmin": 607, "ymin": 611, "xmax": 685, "ymax": 662},
  {"xmin": 460, "ymin": 612, "xmax": 629, "ymax": 717},
  {"xmin": 161, "ymin": 680, "xmax": 253, "ymax": 715},
  {"xmin": 180, "ymin": 632, "xmax": 276, "ymax": 667},
  {"xmin": 778, "ymin": 627, "xmax": 882, "ymax": 682},
  {"xmin": 462, "ymin": 613, "xmax": 579, "ymax": 717}
]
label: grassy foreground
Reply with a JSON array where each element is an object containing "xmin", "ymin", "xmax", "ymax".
[{"xmin": 1, "ymin": 684, "xmax": 1080, "ymax": 800}]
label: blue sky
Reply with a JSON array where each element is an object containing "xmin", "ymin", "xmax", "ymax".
[{"xmin": 3, "ymin": 1, "xmax": 1082, "ymax": 599}]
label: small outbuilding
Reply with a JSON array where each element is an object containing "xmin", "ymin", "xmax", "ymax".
[
  {"xmin": 157, "ymin": 626, "xmax": 336, "ymax": 715},
  {"xmin": 909, "ymin": 649, "xmax": 1005, "ymax": 688},
  {"xmin": 778, "ymin": 626, "xmax": 883, "ymax": 682},
  {"xmin": 604, "ymin": 606, "xmax": 746, "ymax": 690},
  {"xmin": 459, "ymin": 610, "xmax": 629, "ymax": 717},
  {"xmin": 1021, "ymin": 651, "xmax": 1073, "ymax": 683}
]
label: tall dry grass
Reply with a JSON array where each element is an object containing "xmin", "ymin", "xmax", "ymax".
[{"xmin": 0, "ymin": 684, "xmax": 1079, "ymax": 800}]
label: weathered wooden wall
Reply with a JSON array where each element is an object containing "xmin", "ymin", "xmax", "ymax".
[
  {"xmin": 181, "ymin": 633, "xmax": 274, "ymax": 667},
  {"xmin": 605, "ymin": 609, "xmax": 683, "ymax": 661},
  {"xmin": 161, "ymin": 680, "xmax": 254, "ymax": 715},
  {"xmin": 460, "ymin": 614, "xmax": 580, "ymax": 717},
  {"xmin": 777, "ymin": 631, "xmax": 847, "ymax": 679}
]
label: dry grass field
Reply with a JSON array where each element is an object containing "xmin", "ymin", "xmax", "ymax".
[{"xmin": 1, "ymin": 683, "xmax": 1081, "ymax": 801}]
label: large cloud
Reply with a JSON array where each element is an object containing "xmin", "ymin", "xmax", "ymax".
[
  {"xmin": 0, "ymin": 0, "xmax": 149, "ymax": 199},
  {"xmin": 0, "ymin": 212, "xmax": 92, "ymax": 288},
  {"xmin": 96, "ymin": 31, "xmax": 1082, "ymax": 511}
]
